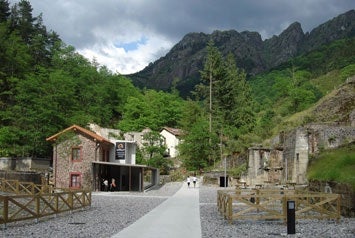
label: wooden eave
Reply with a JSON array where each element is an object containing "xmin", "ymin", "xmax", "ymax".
[{"xmin": 46, "ymin": 124, "xmax": 113, "ymax": 145}]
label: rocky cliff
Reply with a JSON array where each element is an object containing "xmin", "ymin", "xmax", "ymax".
[{"xmin": 128, "ymin": 10, "xmax": 355, "ymax": 97}]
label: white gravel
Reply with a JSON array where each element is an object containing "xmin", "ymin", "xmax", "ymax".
[{"xmin": 1, "ymin": 182, "xmax": 354, "ymax": 238}]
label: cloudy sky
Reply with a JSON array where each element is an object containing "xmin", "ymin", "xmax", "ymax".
[{"xmin": 8, "ymin": 0, "xmax": 355, "ymax": 74}]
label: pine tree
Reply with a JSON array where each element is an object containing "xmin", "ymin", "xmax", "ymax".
[{"xmin": 0, "ymin": 0, "xmax": 10, "ymax": 23}]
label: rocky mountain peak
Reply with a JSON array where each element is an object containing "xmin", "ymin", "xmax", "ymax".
[{"xmin": 129, "ymin": 10, "xmax": 355, "ymax": 97}]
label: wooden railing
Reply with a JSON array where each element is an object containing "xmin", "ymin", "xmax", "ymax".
[
  {"xmin": 217, "ymin": 188, "xmax": 340, "ymax": 223},
  {"xmin": 0, "ymin": 179, "xmax": 54, "ymax": 195},
  {"xmin": 0, "ymin": 179, "xmax": 91, "ymax": 227}
]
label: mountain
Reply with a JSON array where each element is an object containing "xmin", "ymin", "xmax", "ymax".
[{"xmin": 128, "ymin": 10, "xmax": 355, "ymax": 97}]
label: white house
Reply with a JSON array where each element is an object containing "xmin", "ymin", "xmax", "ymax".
[{"xmin": 160, "ymin": 127, "xmax": 183, "ymax": 158}]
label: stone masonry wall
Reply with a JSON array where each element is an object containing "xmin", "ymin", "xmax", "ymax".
[
  {"xmin": 54, "ymin": 133, "xmax": 96, "ymax": 189},
  {"xmin": 306, "ymin": 124, "xmax": 355, "ymax": 153}
]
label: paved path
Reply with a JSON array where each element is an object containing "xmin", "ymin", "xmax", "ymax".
[{"xmin": 111, "ymin": 182, "xmax": 201, "ymax": 238}]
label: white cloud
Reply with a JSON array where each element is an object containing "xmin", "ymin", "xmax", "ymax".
[
  {"xmin": 79, "ymin": 35, "xmax": 172, "ymax": 74},
  {"xmin": 8, "ymin": 0, "xmax": 355, "ymax": 74}
]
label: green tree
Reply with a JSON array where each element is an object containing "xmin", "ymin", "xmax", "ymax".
[
  {"xmin": 197, "ymin": 40, "xmax": 225, "ymax": 133},
  {"xmin": 218, "ymin": 53, "xmax": 255, "ymax": 134},
  {"xmin": 0, "ymin": 0, "xmax": 10, "ymax": 23},
  {"xmin": 178, "ymin": 118, "xmax": 218, "ymax": 170},
  {"xmin": 141, "ymin": 131, "xmax": 172, "ymax": 174},
  {"xmin": 118, "ymin": 90, "xmax": 184, "ymax": 132}
]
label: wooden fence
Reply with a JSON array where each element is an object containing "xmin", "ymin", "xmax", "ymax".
[
  {"xmin": 0, "ymin": 179, "xmax": 91, "ymax": 227},
  {"xmin": 217, "ymin": 188, "xmax": 340, "ymax": 223},
  {"xmin": 0, "ymin": 179, "xmax": 54, "ymax": 195}
]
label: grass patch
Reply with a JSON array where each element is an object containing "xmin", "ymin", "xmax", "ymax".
[{"xmin": 307, "ymin": 143, "xmax": 355, "ymax": 188}]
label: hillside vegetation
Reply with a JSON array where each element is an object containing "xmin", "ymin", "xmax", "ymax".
[
  {"xmin": 249, "ymin": 38, "xmax": 355, "ymax": 140},
  {"xmin": 308, "ymin": 143, "xmax": 355, "ymax": 188}
]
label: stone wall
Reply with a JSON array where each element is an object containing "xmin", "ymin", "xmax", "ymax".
[
  {"xmin": 54, "ymin": 133, "xmax": 97, "ymax": 189},
  {"xmin": 282, "ymin": 127, "xmax": 310, "ymax": 184},
  {"xmin": 0, "ymin": 170, "xmax": 42, "ymax": 184},
  {"xmin": 247, "ymin": 123, "xmax": 355, "ymax": 187},
  {"xmin": 0, "ymin": 157, "xmax": 50, "ymax": 171},
  {"xmin": 306, "ymin": 124, "xmax": 355, "ymax": 152}
]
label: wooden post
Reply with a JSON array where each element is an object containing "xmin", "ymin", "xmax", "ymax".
[
  {"xmin": 337, "ymin": 194, "xmax": 341, "ymax": 223},
  {"xmin": 69, "ymin": 192, "xmax": 73, "ymax": 213},
  {"xmin": 55, "ymin": 193, "xmax": 59, "ymax": 213},
  {"xmin": 256, "ymin": 189, "xmax": 260, "ymax": 212},
  {"xmin": 3, "ymin": 196, "xmax": 9, "ymax": 228},
  {"xmin": 16, "ymin": 180, "xmax": 19, "ymax": 194},
  {"xmin": 217, "ymin": 191, "xmax": 220, "ymax": 212},
  {"xmin": 228, "ymin": 195, "xmax": 232, "ymax": 223},
  {"xmin": 35, "ymin": 195, "xmax": 40, "ymax": 223}
]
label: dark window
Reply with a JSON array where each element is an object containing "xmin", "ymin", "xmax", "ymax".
[{"xmin": 72, "ymin": 147, "xmax": 82, "ymax": 161}]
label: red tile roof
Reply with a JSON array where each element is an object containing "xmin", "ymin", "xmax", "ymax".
[{"xmin": 46, "ymin": 124, "xmax": 113, "ymax": 144}]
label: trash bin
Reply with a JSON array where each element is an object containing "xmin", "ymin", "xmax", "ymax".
[{"xmin": 220, "ymin": 176, "xmax": 228, "ymax": 187}]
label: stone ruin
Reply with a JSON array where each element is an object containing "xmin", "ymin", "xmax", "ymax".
[{"xmin": 246, "ymin": 123, "xmax": 355, "ymax": 186}]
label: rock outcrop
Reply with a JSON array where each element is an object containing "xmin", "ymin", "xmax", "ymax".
[{"xmin": 129, "ymin": 10, "xmax": 355, "ymax": 97}]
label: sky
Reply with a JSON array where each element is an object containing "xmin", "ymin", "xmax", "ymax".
[{"xmin": 8, "ymin": 0, "xmax": 355, "ymax": 74}]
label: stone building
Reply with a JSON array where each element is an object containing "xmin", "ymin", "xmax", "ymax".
[
  {"xmin": 247, "ymin": 123, "xmax": 355, "ymax": 186},
  {"xmin": 46, "ymin": 124, "xmax": 158, "ymax": 191}
]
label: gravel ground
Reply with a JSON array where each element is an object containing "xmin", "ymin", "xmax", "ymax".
[
  {"xmin": 1, "ymin": 182, "xmax": 354, "ymax": 238},
  {"xmin": 200, "ymin": 185, "xmax": 355, "ymax": 238}
]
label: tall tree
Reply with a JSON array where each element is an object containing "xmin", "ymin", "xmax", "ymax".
[
  {"xmin": 198, "ymin": 40, "xmax": 225, "ymax": 136},
  {"xmin": 219, "ymin": 53, "xmax": 255, "ymax": 133},
  {"xmin": 0, "ymin": 0, "xmax": 10, "ymax": 23}
]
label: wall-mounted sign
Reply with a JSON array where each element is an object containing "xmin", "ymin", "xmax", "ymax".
[{"xmin": 115, "ymin": 142, "xmax": 125, "ymax": 160}]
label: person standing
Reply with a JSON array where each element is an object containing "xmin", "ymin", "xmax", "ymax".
[
  {"xmin": 187, "ymin": 176, "xmax": 191, "ymax": 188},
  {"xmin": 103, "ymin": 179, "xmax": 109, "ymax": 192},
  {"xmin": 110, "ymin": 178, "xmax": 117, "ymax": 191},
  {"xmin": 192, "ymin": 176, "xmax": 197, "ymax": 188}
]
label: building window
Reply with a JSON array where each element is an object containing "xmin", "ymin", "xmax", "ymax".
[
  {"xmin": 70, "ymin": 172, "xmax": 81, "ymax": 188},
  {"xmin": 71, "ymin": 147, "xmax": 82, "ymax": 161}
]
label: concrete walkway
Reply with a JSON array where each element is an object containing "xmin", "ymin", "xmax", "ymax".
[{"xmin": 111, "ymin": 182, "xmax": 201, "ymax": 238}]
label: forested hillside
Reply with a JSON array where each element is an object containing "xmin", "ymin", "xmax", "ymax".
[
  {"xmin": 250, "ymin": 38, "xmax": 355, "ymax": 139},
  {"xmin": 0, "ymin": 0, "xmax": 184, "ymax": 158},
  {"xmin": 0, "ymin": 0, "xmax": 353, "ymax": 175}
]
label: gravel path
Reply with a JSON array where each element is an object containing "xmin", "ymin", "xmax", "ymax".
[{"xmin": 1, "ymin": 182, "xmax": 354, "ymax": 238}]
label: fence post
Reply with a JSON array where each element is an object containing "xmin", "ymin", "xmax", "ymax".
[
  {"xmin": 217, "ymin": 191, "xmax": 220, "ymax": 212},
  {"xmin": 3, "ymin": 196, "xmax": 8, "ymax": 229},
  {"xmin": 337, "ymin": 194, "xmax": 341, "ymax": 223},
  {"xmin": 16, "ymin": 180, "xmax": 19, "ymax": 194},
  {"xmin": 69, "ymin": 192, "xmax": 73, "ymax": 213},
  {"xmin": 256, "ymin": 189, "xmax": 260, "ymax": 212},
  {"xmin": 35, "ymin": 195, "xmax": 40, "ymax": 223},
  {"xmin": 55, "ymin": 193, "xmax": 58, "ymax": 217},
  {"xmin": 228, "ymin": 195, "xmax": 232, "ymax": 223}
]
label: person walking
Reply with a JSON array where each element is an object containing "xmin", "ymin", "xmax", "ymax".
[
  {"xmin": 187, "ymin": 176, "xmax": 191, "ymax": 188},
  {"xmin": 192, "ymin": 176, "xmax": 197, "ymax": 188}
]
